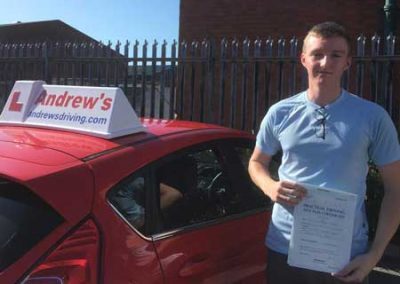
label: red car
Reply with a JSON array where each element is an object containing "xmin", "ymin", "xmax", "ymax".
[{"xmin": 0, "ymin": 81, "xmax": 272, "ymax": 284}]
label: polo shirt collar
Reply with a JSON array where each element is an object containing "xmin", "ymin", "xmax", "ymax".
[{"xmin": 303, "ymin": 89, "xmax": 347, "ymax": 110}]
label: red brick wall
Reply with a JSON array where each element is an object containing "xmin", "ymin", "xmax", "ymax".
[
  {"xmin": 177, "ymin": 0, "xmax": 400, "ymax": 130},
  {"xmin": 179, "ymin": 0, "xmax": 388, "ymax": 49}
]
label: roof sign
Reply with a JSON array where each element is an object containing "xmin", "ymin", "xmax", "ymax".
[{"xmin": 0, "ymin": 81, "xmax": 145, "ymax": 138}]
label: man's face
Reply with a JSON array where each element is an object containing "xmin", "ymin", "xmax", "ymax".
[{"xmin": 301, "ymin": 35, "xmax": 351, "ymax": 87}]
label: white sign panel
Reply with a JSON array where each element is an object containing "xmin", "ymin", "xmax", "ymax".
[
  {"xmin": 288, "ymin": 184, "xmax": 357, "ymax": 273},
  {"xmin": 0, "ymin": 81, "xmax": 145, "ymax": 138}
]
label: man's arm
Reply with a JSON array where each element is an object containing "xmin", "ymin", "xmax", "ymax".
[
  {"xmin": 334, "ymin": 160, "xmax": 400, "ymax": 282},
  {"xmin": 371, "ymin": 160, "xmax": 400, "ymax": 262},
  {"xmin": 160, "ymin": 183, "xmax": 183, "ymax": 210},
  {"xmin": 248, "ymin": 147, "xmax": 306, "ymax": 206}
]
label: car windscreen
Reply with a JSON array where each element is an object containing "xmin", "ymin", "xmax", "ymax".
[{"xmin": 0, "ymin": 179, "xmax": 64, "ymax": 271}]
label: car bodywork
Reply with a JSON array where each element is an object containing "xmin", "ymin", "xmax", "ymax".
[{"xmin": 0, "ymin": 119, "xmax": 271, "ymax": 284}]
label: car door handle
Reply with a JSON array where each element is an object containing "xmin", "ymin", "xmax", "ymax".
[{"xmin": 179, "ymin": 254, "xmax": 210, "ymax": 277}]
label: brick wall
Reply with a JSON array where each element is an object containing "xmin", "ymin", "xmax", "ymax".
[
  {"xmin": 179, "ymin": 0, "xmax": 391, "ymax": 49},
  {"xmin": 177, "ymin": 0, "xmax": 400, "ymax": 129}
]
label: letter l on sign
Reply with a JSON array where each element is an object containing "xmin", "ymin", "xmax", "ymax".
[{"xmin": 9, "ymin": 91, "xmax": 23, "ymax": 112}]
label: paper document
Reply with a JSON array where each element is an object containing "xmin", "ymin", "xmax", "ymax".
[{"xmin": 288, "ymin": 184, "xmax": 357, "ymax": 273}]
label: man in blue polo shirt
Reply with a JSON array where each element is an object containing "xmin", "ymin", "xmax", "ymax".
[{"xmin": 249, "ymin": 22, "xmax": 400, "ymax": 283}]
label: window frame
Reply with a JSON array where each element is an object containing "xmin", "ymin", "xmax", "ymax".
[{"xmin": 107, "ymin": 137, "xmax": 273, "ymax": 240}]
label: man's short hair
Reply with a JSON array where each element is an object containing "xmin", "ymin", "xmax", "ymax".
[{"xmin": 302, "ymin": 22, "xmax": 352, "ymax": 54}]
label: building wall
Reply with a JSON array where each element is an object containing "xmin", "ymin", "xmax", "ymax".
[
  {"xmin": 177, "ymin": 0, "xmax": 400, "ymax": 129},
  {"xmin": 179, "ymin": 0, "xmax": 390, "ymax": 49}
]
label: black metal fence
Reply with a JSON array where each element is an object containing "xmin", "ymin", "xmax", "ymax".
[{"xmin": 0, "ymin": 34, "xmax": 399, "ymax": 132}]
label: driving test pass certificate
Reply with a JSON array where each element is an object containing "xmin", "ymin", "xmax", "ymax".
[{"xmin": 287, "ymin": 184, "xmax": 357, "ymax": 273}]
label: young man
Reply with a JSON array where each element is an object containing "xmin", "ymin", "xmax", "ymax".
[{"xmin": 249, "ymin": 22, "xmax": 400, "ymax": 283}]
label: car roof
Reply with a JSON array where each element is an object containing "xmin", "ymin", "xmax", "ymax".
[
  {"xmin": 0, "ymin": 81, "xmax": 253, "ymax": 182},
  {"xmin": 0, "ymin": 118, "xmax": 242, "ymax": 161}
]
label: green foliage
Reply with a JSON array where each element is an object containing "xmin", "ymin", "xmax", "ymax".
[{"xmin": 366, "ymin": 163, "xmax": 384, "ymax": 240}]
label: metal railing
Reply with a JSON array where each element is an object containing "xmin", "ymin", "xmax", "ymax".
[{"xmin": 0, "ymin": 34, "xmax": 399, "ymax": 132}]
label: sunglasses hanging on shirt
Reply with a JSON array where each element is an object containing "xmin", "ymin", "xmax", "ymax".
[{"xmin": 314, "ymin": 107, "xmax": 328, "ymax": 139}]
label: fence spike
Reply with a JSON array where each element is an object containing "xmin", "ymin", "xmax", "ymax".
[
  {"xmin": 124, "ymin": 40, "xmax": 130, "ymax": 57},
  {"xmin": 200, "ymin": 39, "xmax": 207, "ymax": 58},
  {"xmin": 81, "ymin": 42, "xmax": 88, "ymax": 57},
  {"xmin": 192, "ymin": 41, "xmax": 199, "ymax": 55},
  {"xmin": 115, "ymin": 40, "xmax": 121, "ymax": 55},
  {"xmin": 243, "ymin": 37, "xmax": 250, "ymax": 57},
  {"xmin": 94, "ymin": 42, "xmax": 101, "ymax": 57},
  {"xmin": 35, "ymin": 43, "xmax": 41, "ymax": 57},
  {"xmin": 9, "ymin": 43, "xmax": 15, "ymax": 57},
  {"xmin": 171, "ymin": 39, "xmax": 177, "ymax": 58},
  {"xmin": 73, "ymin": 42, "xmax": 79, "ymax": 57},
  {"xmin": 254, "ymin": 38, "xmax": 261, "ymax": 57},
  {"xmin": 42, "ymin": 42, "xmax": 48, "ymax": 57},
  {"xmin": 371, "ymin": 33, "xmax": 380, "ymax": 56},
  {"xmin": 19, "ymin": 43, "xmax": 25, "ymax": 57},
  {"xmin": 266, "ymin": 37, "xmax": 273, "ymax": 57},
  {"xmin": 231, "ymin": 38, "xmax": 239, "ymax": 58},
  {"xmin": 386, "ymin": 33, "xmax": 395, "ymax": 55},
  {"xmin": 277, "ymin": 37, "xmax": 285, "ymax": 57},
  {"xmin": 181, "ymin": 41, "xmax": 188, "ymax": 59},
  {"xmin": 220, "ymin": 38, "xmax": 227, "ymax": 59},
  {"xmin": 289, "ymin": 36, "xmax": 298, "ymax": 57},
  {"xmin": 88, "ymin": 41, "xmax": 95, "ymax": 57},
  {"xmin": 4, "ymin": 43, "xmax": 9, "ymax": 57},
  {"xmin": 152, "ymin": 40, "xmax": 158, "ymax": 58},
  {"xmin": 357, "ymin": 34, "xmax": 366, "ymax": 57}
]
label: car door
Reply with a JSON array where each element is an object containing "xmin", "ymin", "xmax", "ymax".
[
  {"xmin": 151, "ymin": 139, "xmax": 272, "ymax": 283},
  {"xmin": 96, "ymin": 165, "xmax": 165, "ymax": 284}
]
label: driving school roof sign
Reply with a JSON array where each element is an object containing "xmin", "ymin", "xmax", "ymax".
[{"xmin": 0, "ymin": 81, "xmax": 145, "ymax": 138}]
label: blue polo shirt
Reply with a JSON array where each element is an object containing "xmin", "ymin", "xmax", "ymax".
[{"xmin": 256, "ymin": 90, "xmax": 400, "ymax": 257}]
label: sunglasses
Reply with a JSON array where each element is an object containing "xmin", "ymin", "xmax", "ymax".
[{"xmin": 314, "ymin": 107, "xmax": 328, "ymax": 139}]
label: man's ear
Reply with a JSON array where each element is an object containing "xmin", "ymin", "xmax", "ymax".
[
  {"xmin": 344, "ymin": 56, "xmax": 352, "ymax": 70},
  {"xmin": 300, "ymin": 52, "xmax": 306, "ymax": 68}
]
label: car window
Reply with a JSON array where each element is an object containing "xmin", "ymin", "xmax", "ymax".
[
  {"xmin": 220, "ymin": 143, "xmax": 271, "ymax": 211},
  {"xmin": 157, "ymin": 144, "xmax": 271, "ymax": 233},
  {"xmin": 0, "ymin": 179, "xmax": 64, "ymax": 272},
  {"xmin": 152, "ymin": 149, "xmax": 234, "ymax": 232},
  {"xmin": 235, "ymin": 146, "xmax": 261, "ymax": 194},
  {"xmin": 108, "ymin": 140, "xmax": 274, "ymax": 236},
  {"xmin": 155, "ymin": 155, "xmax": 199, "ymax": 230},
  {"xmin": 108, "ymin": 171, "xmax": 146, "ymax": 234},
  {"xmin": 235, "ymin": 146, "xmax": 280, "ymax": 181}
]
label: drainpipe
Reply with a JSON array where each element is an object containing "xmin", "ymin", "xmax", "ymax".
[{"xmin": 384, "ymin": 0, "xmax": 398, "ymax": 38}]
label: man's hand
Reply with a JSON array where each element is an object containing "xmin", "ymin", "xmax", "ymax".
[
  {"xmin": 332, "ymin": 252, "xmax": 380, "ymax": 283},
  {"xmin": 269, "ymin": 180, "xmax": 307, "ymax": 206}
]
